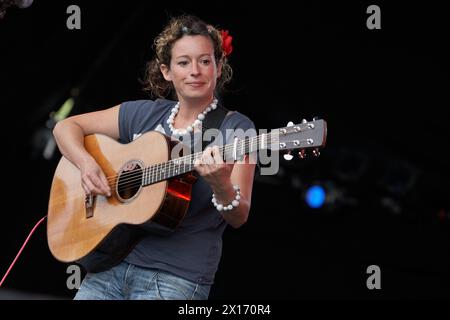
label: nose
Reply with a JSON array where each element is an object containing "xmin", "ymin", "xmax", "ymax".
[{"xmin": 190, "ymin": 61, "xmax": 200, "ymax": 76}]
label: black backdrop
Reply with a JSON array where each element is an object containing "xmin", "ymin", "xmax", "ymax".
[{"xmin": 0, "ymin": 0, "xmax": 449, "ymax": 299}]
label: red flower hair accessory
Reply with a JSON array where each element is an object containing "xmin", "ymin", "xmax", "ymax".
[{"xmin": 220, "ymin": 30, "xmax": 233, "ymax": 57}]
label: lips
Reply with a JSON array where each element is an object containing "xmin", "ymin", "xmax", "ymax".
[{"xmin": 187, "ymin": 82, "xmax": 205, "ymax": 87}]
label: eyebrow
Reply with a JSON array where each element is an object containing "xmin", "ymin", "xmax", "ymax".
[{"xmin": 174, "ymin": 54, "xmax": 213, "ymax": 60}]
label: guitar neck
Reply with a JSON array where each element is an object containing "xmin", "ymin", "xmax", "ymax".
[
  {"xmin": 141, "ymin": 133, "xmax": 271, "ymax": 186},
  {"xmin": 141, "ymin": 119, "xmax": 326, "ymax": 186}
]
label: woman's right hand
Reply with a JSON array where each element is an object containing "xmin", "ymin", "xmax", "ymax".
[{"xmin": 79, "ymin": 157, "xmax": 111, "ymax": 197}]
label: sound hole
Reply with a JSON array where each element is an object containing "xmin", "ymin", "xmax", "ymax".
[{"xmin": 117, "ymin": 160, "xmax": 143, "ymax": 201}]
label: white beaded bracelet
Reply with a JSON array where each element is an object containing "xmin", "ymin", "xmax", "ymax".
[{"xmin": 211, "ymin": 185, "xmax": 241, "ymax": 212}]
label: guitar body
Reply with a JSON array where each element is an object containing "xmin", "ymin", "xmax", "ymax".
[{"xmin": 47, "ymin": 131, "xmax": 196, "ymax": 272}]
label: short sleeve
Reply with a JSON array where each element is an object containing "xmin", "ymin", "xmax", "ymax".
[
  {"xmin": 119, "ymin": 100, "xmax": 155, "ymax": 143},
  {"xmin": 221, "ymin": 112, "xmax": 257, "ymax": 145}
]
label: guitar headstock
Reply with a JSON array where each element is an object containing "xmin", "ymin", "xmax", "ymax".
[{"xmin": 272, "ymin": 118, "xmax": 327, "ymax": 160}]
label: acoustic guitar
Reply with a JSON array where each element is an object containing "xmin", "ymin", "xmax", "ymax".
[{"xmin": 47, "ymin": 119, "xmax": 327, "ymax": 272}]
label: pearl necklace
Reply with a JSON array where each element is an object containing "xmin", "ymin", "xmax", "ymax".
[{"xmin": 167, "ymin": 98, "xmax": 218, "ymax": 136}]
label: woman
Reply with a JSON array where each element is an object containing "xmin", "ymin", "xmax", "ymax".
[{"xmin": 53, "ymin": 14, "xmax": 256, "ymax": 300}]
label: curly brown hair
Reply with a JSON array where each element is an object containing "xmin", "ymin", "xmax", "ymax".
[{"xmin": 142, "ymin": 15, "xmax": 233, "ymax": 99}]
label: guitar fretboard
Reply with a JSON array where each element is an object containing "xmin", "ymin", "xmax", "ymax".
[{"xmin": 141, "ymin": 133, "xmax": 271, "ymax": 186}]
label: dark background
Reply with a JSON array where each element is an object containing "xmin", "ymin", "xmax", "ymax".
[{"xmin": 0, "ymin": 0, "xmax": 449, "ymax": 299}]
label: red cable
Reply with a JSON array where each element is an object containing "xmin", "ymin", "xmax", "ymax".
[{"xmin": 0, "ymin": 215, "xmax": 47, "ymax": 287}]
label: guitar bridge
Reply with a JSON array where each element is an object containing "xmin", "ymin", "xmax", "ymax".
[{"xmin": 85, "ymin": 194, "xmax": 95, "ymax": 218}]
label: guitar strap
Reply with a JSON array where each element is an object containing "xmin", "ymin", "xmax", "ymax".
[{"xmin": 200, "ymin": 103, "xmax": 229, "ymax": 151}]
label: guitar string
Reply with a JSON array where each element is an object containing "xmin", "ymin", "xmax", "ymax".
[
  {"xmin": 48, "ymin": 135, "xmax": 278, "ymax": 204},
  {"xmin": 50, "ymin": 134, "xmax": 275, "ymax": 203},
  {"xmin": 110, "ymin": 129, "xmax": 318, "ymax": 190},
  {"xmin": 49, "ymin": 140, "xmax": 269, "ymax": 205},
  {"xmin": 50, "ymin": 121, "xmax": 321, "ymax": 205},
  {"xmin": 103, "ymin": 134, "xmax": 276, "ymax": 187},
  {"xmin": 51, "ymin": 134, "xmax": 319, "ymax": 205},
  {"xmin": 50, "ymin": 130, "xmax": 322, "ymax": 205},
  {"xmin": 111, "ymin": 122, "xmax": 319, "ymax": 186}
]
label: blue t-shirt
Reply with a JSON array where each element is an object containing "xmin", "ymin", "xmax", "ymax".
[{"xmin": 119, "ymin": 99, "xmax": 256, "ymax": 284}]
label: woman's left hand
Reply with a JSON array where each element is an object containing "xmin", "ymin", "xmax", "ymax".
[{"xmin": 194, "ymin": 146, "xmax": 234, "ymax": 189}]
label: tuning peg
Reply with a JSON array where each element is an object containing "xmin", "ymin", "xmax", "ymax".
[
  {"xmin": 298, "ymin": 149, "xmax": 306, "ymax": 159},
  {"xmin": 313, "ymin": 148, "xmax": 320, "ymax": 157},
  {"xmin": 313, "ymin": 116, "xmax": 320, "ymax": 121},
  {"xmin": 301, "ymin": 119, "xmax": 307, "ymax": 124},
  {"xmin": 283, "ymin": 150, "xmax": 293, "ymax": 161},
  {"xmin": 286, "ymin": 121, "xmax": 294, "ymax": 127}
]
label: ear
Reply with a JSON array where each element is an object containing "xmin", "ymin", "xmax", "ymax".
[
  {"xmin": 160, "ymin": 64, "xmax": 172, "ymax": 81},
  {"xmin": 217, "ymin": 60, "xmax": 223, "ymax": 79}
]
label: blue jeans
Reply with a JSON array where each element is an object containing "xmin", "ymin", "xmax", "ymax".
[{"xmin": 74, "ymin": 261, "xmax": 211, "ymax": 300}]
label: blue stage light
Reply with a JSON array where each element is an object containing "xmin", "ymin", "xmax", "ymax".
[{"xmin": 305, "ymin": 185, "xmax": 326, "ymax": 208}]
